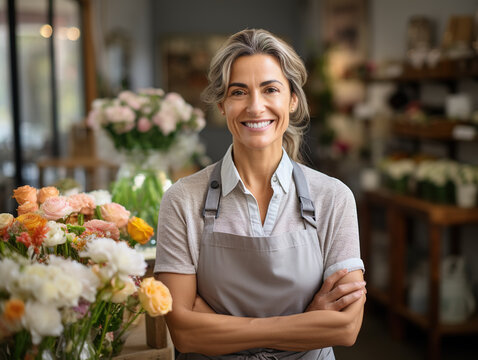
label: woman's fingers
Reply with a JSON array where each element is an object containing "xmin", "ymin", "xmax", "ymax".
[
  {"xmin": 319, "ymin": 269, "xmax": 349, "ymax": 294},
  {"xmin": 328, "ymin": 289, "xmax": 365, "ymax": 311},
  {"xmin": 329, "ymin": 281, "xmax": 366, "ymax": 302}
]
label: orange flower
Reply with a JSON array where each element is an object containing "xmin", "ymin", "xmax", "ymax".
[
  {"xmin": 100, "ymin": 203, "xmax": 130, "ymax": 228},
  {"xmin": 16, "ymin": 213, "xmax": 48, "ymax": 234},
  {"xmin": 138, "ymin": 277, "xmax": 172, "ymax": 317},
  {"xmin": 68, "ymin": 193, "xmax": 95, "ymax": 215},
  {"xmin": 12, "ymin": 185, "xmax": 37, "ymax": 205},
  {"xmin": 37, "ymin": 186, "xmax": 59, "ymax": 204},
  {"xmin": 17, "ymin": 201, "xmax": 39, "ymax": 216},
  {"xmin": 127, "ymin": 217, "xmax": 154, "ymax": 245},
  {"xmin": 3, "ymin": 298, "xmax": 25, "ymax": 323}
]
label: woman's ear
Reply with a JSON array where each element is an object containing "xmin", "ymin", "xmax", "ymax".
[
  {"xmin": 217, "ymin": 103, "xmax": 225, "ymax": 115},
  {"xmin": 290, "ymin": 93, "xmax": 299, "ymax": 113}
]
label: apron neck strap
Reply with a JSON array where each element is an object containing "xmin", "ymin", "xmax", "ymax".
[
  {"xmin": 202, "ymin": 159, "xmax": 317, "ymax": 229},
  {"xmin": 292, "ymin": 161, "xmax": 317, "ymax": 229}
]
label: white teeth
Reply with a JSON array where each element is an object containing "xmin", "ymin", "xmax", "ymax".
[{"xmin": 244, "ymin": 121, "xmax": 272, "ymax": 129}]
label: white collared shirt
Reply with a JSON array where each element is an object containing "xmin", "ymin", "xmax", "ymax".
[{"xmin": 221, "ymin": 145, "xmax": 293, "ymax": 236}]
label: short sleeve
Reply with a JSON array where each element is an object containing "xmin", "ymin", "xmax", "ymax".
[
  {"xmin": 322, "ymin": 181, "xmax": 364, "ymax": 279},
  {"xmin": 154, "ymin": 180, "xmax": 196, "ymax": 274}
]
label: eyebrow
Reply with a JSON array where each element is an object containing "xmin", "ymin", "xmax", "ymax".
[{"xmin": 227, "ymin": 80, "xmax": 284, "ymax": 89}]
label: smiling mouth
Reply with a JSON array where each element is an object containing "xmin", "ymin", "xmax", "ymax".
[{"xmin": 242, "ymin": 120, "xmax": 273, "ymax": 129}]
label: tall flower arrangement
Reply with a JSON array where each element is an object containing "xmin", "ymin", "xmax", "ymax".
[
  {"xmin": 0, "ymin": 185, "xmax": 172, "ymax": 359},
  {"xmin": 87, "ymin": 89, "xmax": 208, "ymax": 243}
]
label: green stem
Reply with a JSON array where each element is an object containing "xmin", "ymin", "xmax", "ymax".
[
  {"xmin": 96, "ymin": 301, "xmax": 113, "ymax": 358},
  {"xmin": 113, "ymin": 309, "xmax": 145, "ymax": 347}
]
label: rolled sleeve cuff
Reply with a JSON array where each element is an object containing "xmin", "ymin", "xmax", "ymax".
[
  {"xmin": 153, "ymin": 264, "xmax": 196, "ymax": 275},
  {"xmin": 324, "ymin": 258, "xmax": 365, "ymax": 280}
]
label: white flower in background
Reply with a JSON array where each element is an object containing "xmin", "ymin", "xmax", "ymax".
[
  {"xmin": 80, "ymin": 237, "xmax": 146, "ymax": 283},
  {"xmin": 416, "ymin": 160, "xmax": 434, "ymax": 181},
  {"xmin": 104, "ymin": 105, "xmax": 136, "ymax": 124},
  {"xmin": 118, "ymin": 90, "xmax": 148, "ymax": 110},
  {"xmin": 386, "ymin": 159, "xmax": 415, "ymax": 180},
  {"xmin": 44, "ymin": 221, "xmax": 67, "ymax": 247},
  {"xmin": 87, "ymin": 190, "xmax": 112, "ymax": 206},
  {"xmin": 453, "ymin": 164, "xmax": 478, "ymax": 185},
  {"xmin": 153, "ymin": 101, "xmax": 178, "ymax": 135},
  {"xmin": 22, "ymin": 301, "xmax": 63, "ymax": 344},
  {"xmin": 0, "ymin": 257, "xmax": 21, "ymax": 293},
  {"xmin": 165, "ymin": 92, "xmax": 193, "ymax": 122}
]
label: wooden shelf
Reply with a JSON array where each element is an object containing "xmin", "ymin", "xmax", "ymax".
[
  {"xmin": 391, "ymin": 119, "xmax": 478, "ymax": 142},
  {"xmin": 365, "ymin": 189, "xmax": 478, "ymax": 225}
]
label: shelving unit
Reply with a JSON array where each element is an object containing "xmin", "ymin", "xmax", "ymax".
[
  {"xmin": 360, "ymin": 189, "xmax": 478, "ymax": 360},
  {"xmin": 361, "ymin": 57, "xmax": 478, "ymax": 360}
]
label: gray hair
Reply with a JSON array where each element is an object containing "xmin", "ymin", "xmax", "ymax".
[{"xmin": 202, "ymin": 29, "xmax": 309, "ymax": 163}]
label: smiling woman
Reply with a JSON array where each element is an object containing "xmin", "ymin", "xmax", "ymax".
[{"xmin": 155, "ymin": 29, "xmax": 366, "ymax": 360}]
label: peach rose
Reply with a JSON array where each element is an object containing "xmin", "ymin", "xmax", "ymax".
[
  {"xmin": 127, "ymin": 217, "xmax": 154, "ymax": 245},
  {"xmin": 12, "ymin": 185, "xmax": 37, "ymax": 205},
  {"xmin": 0, "ymin": 213, "xmax": 14, "ymax": 236},
  {"xmin": 3, "ymin": 298, "xmax": 25, "ymax": 323},
  {"xmin": 40, "ymin": 196, "xmax": 73, "ymax": 220},
  {"xmin": 15, "ymin": 213, "xmax": 48, "ymax": 233},
  {"xmin": 84, "ymin": 219, "xmax": 120, "ymax": 240},
  {"xmin": 138, "ymin": 277, "xmax": 172, "ymax": 317},
  {"xmin": 100, "ymin": 203, "xmax": 130, "ymax": 228},
  {"xmin": 17, "ymin": 201, "xmax": 39, "ymax": 216},
  {"xmin": 37, "ymin": 186, "xmax": 59, "ymax": 204},
  {"xmin": 68, "ymin": 193, "xmax": 96, "ymax": 215}
]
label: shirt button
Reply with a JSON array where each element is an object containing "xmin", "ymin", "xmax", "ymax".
[{"xmin": 272, "ymin": 176, "xmax": 278, "ymax": 183}]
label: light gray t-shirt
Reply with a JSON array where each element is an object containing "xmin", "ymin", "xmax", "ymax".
[{"xmin": 154, "ymin": 148, "xmax": 364, "ymax": 279}]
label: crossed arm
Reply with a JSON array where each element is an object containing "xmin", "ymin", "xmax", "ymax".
[{"xmin": 156, "ymin": 269, "xmax": 366, "ymax": 356}]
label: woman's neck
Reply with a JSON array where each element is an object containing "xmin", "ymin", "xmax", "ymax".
[{"xmin": 231, "ymin": 142, "xmax": 283, "ymax": 191}]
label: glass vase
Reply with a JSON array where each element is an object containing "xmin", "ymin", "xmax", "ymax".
[{"xmin": 111, "ymin": 151, "xmax": 172, "ymax": 251}]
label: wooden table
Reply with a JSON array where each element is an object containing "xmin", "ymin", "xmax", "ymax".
[{"xmin": 360, "ymin": 189, "xmax": 478, "ymax": 360}]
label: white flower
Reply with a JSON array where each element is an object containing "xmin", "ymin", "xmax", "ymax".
[
  {"xmin": 87, "ymin": 190, "xmax": 112, "ymax": 206},
  {"xmin": 44, "ymin": 221, "xmax": 67, "ymax": 247},
  {"xmin": 118, "ymin": 90, "xmax": 148, "ymax": 110},
  {"xmin": 386, "ymin": 159, "xmax": 415, "ymax": 180},
  {"xmin": 104, "ymin": 105, "xmax": 136, "ymax": 124},
  {"xmin": 111, "ymin": 277, "xmax": 137, "ymax": 303},
  {"xmin": 152, "ymin": 102, "xmax": 178, "ymax": 135},
  {"xmin": 48, "ymin": 256, "xmax": 100, "ymax": 303},
  {"xmin": 22, "ymin": 301, "xmax": 63, "ymax": 344},
  {"xmin": 80, "ymin": 238, "xmax": 146, "ymax": 282},
  {"xmin": 0, "ymin": 258, "xmax": 21, "ymax": 293}
]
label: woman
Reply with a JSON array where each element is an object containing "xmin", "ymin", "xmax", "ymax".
[{"xmin": 154, "ymin": 29, "xmax": 366, "ymax": 360}]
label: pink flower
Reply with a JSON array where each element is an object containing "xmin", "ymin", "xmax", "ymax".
[
  {"xmin": 99, "ymin": 203, "xmax": 130, "ymax": 228},
  {"xmin": 84, "ymin": 219, "xmax": 120, "ymax": 240},
  {"xmin": 192, "ymin": 108, "xmax": 206, "ymax": 131},
  {"xmin": 40, "ymin": 196, "xmax": 73, "ymax": 220},
  {"xmin": 104, "ymin": 105, "xmax": 136, "ymax": 124},
  {"xmin": 152, "ymin": 103, "xmax": 177, "ymax": 136},
  {"xmin": 137, "ymin": 117, "xmax": 152, "ymax": 133},
  {"xmin": 68, "ymin": 193, "xmax": 96, "ymax": 215}
]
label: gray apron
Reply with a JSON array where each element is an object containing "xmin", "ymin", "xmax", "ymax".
[{"xmin": 180, "ymin": 160, "xmax": 334, "ymax": 360}]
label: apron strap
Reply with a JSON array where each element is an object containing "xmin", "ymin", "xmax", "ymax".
[
  {"xmin": 292, "ymin": 161, "xmax": 317, "ymax": 229},
  {"xmin": 202, "ymin": 160, "xmax": 223, "ymax": 232},
  {"xmin": 202, "ymin": 159, "xmax": 317, "ymax": 229}
]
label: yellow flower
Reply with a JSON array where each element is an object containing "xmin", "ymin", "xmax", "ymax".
[
  {"xmin": 127, "ymin": 217, "xmax": 154, "ymax": 245},
  {"xmin": 16, "ymin": 213, "xmax": 48, "ymax": 233},
  {"xmin": 0, "ymin": 213, "xmax": 14, "ymax": 235},
  {"xmin": 138, "ymin": 277, "xmax": 172, "ymax": 317}
]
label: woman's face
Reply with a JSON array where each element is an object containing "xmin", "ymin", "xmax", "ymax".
[{"xmin": 220, "ymin": 54, "xmax": 297, "ymax": 154}]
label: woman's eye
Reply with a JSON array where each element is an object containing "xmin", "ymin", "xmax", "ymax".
[
  {"xmin": 230, "ymin": 89, "xmax": 246, "ymax": 96},
  {"xmin": 265, "ymin": 87, "xmax": 279, "ymax": 94}
]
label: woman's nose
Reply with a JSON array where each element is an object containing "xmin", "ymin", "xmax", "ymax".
[{"xmin": 246, "ymin": 93, "xmax": 265, "ymax": 115}]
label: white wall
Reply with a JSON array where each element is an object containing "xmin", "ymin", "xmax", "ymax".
[{"xmin": 371, "ymin": 0, "xmax": 478, "ymax": 61}]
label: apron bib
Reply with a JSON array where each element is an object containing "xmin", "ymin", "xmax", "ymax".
[{"xmin": 180, "ymin": 160, "xmax": 335, "ymax": 360}]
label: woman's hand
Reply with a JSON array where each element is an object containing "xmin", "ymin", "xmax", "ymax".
[{"xmin": 306, "ymin": 269, "xmax": 366, "ymax": 312}]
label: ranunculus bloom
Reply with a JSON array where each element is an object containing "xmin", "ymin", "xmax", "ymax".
[
  {"xmin": 37, "ymin": 186, "xmax": 59, "ymax": 204},
  {"xmin": 137, "ymin": 117, "xmax": 153, "ymax": 133},
  {"xmin": 4, "ymin": 298, "xmax": 25, "ymax": 322},
  {"xmin": 0, "ymin": 213, "xmax": 14, "ymax": 236},
  {"xmin": 68, "ymin": 193, "xmax": 96, "ymax": 215},
  {"xmin": 40, "ymin": 196, "xmax": 73, "ymax": 220},
  {"xmin": 138, "ymin": 277, "xmax": 172, "ymax": 317},
  {"xmin": 12, "ymin": 185, "xmax": 37, "ymax": 205},
  {"xmin": 127, "ymin": 217, "xmax": 153, "ymax": 245},
  {"xmin": 16, "ymin": 213, "xmax": 48, "ymax": 233},
  {"xmin": 100, "ymin": 203, "xmax": 130, "ymax": 228},
  {"xmin": 111, "ymin": 277, "xmax": 137, "ymax": 303},
  {"xmin": 44, "ymin": 221, "xmax": 67, "ymax": 246},
  {"xmin": 84, "ymin": 219, "xmax": 120, "ymax": 241},
  {"xmin": 23, "ymin": 301, "xmax": 63, "ymax": 344},
  {"xmin": 17, "ymin": 201, "xmax": 39, "ymax": 216}
]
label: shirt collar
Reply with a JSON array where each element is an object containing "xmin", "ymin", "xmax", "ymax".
[{"xmin": 221, "ymin": 145, "xmax": 293, "ymax": 196}]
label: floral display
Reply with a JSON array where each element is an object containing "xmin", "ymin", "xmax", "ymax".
[
  {"xmin": 0, "ymin": 185, "xmax": 172, "ymax": 359},
  {"xmin": 87, "ymin": 88, "xmax": 206, "ymax": 154}
]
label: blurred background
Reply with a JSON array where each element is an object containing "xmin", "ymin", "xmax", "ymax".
[{"xmin": 1, "ymin": 0, "xmax": 478, "ymax": 359}]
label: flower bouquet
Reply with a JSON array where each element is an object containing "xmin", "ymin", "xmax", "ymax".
[
  {"xmin": 0, "ymin": 185, "xmax": 172, "ymax": 359},
  {"xmin": 87, "ymin": 89, "xmax": 208, "ymax": 245}
]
